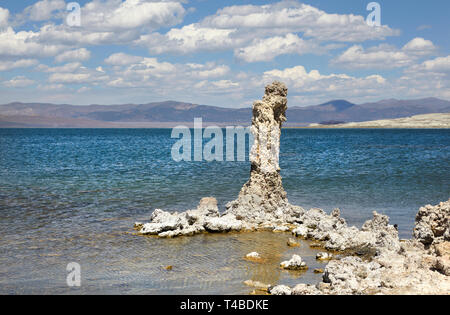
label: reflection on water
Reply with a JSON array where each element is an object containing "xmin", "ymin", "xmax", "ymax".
[{"xmin": 0, "ymin": 217, "xmax": 327, "ymax": 294}]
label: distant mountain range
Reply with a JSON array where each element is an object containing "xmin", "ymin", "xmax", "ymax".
[{"xmin": 0, "ymin": 98, "xmax": 449, "ymax": 128}]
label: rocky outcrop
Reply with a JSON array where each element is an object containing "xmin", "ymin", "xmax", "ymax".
[
  {"xmin": 413, "ymin": 199, "xmax": 450, "ymax": 247},
  {"xmin": 136, "ymin": 197, "xmax": 250, "ymax": 237},
  {"xmin": 225, "ymin": 81, "xmax": 304, "ymax": 224},
  {"xmin": 271, "ymin": 200, "xmax": 450, "ymax": 295},
  {"xmin": 133, "ymin": 82, "xmax": 449, "ymax": 295},
  {"xmin": 136, "ymin": 82, "xmax": 305, "ymax": 237}
]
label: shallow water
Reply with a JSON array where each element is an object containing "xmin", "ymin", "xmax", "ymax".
[{"xmin": 0, "ymin": 128, "xmax": 449, "ymax": 294}]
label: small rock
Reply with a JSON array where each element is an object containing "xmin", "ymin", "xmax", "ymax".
[
  {"xmin": 287, "ymin": 238, "xmax": 300, "ymax": 247},
  {"xmin": 280, "ymin": 255, "xmax": 308, "ymax": 270},
  {"xmin": 269, "ymin": 285, "xmax": 292, "ymax": 295},
  {"xmin": 314, "ymin": 268, "xmax": 324, "ymax": 274},
  {"xmin": 164, "ymin": 265, "xmax": 173, "ymax": 271},
  {"xmin": 309, "ymin": 242, "xmax": 322, "ymax": 248},
  {"xmin": 316, "ymin": 252, "xmax": 333, "ymax": 261},
  {"xmin": 246, "ymin": 252, "xmax": 261, "ymax": 259}
]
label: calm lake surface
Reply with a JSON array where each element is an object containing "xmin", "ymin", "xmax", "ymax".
[{"xmin": 0, "ymin": 128, "xmax": 449, "ymax": 294}]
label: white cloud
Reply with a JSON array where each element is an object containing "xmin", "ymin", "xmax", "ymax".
[
  {"xmin": 191, "ymin": 64, "xmax": 230, "ymax": 79},
  {"xmin": 0, "ymin": 7, "xmax": 9, "ymax": 28},
  {"xmin": 41, "ymin": 62, "xmax": 109, "ymax": 84},
  {"xmin": 37, "ymin": 62, "xmax": 83, "ymax": 73},
  {"xmin": 18, "ymin": 0, "xmax": 65, "ymax": 22},
  {"xmin": 105, "ymin": 53, "xmax": 144, "ymax": 66},
  {"xmin": 3, "ymin": 76, "xmax": 35, "ymax": 87},
  {"xmin": 55, "ymin": 48, "xmax": 91, "ymax": 63},
  {"xmin": 81, "ymin": 0, "xmax": 185, "ymax": 32},
  {"xmin": 402, "ymin": 37, "xmax": 437, "ymax": 56},
  {"xmin": 235, "ymin": 34, "xmax": 320, "ymax": 62},
  {"xmin": 404, "ymin": 55, "xmax": 450, "ymax": 76},
  {"xmin": 398, "ymin": 56, "xmax": 450, "ymax": 99},
  {"xmin": 420, "ymin": 55, "xmax": 450, "ymax": 72},
  {"xmin": 202, "ymin": 1, "xmax": 398, "ymax": 42},
  {"xmin": 32, "ymin": 0, "xmax": 187, "ymax": 47},
  {"xmin": 136, "ymin": 1, "xmax": 399, "ymax": 58},
  {"xmin": 103, "ymin": 53, "xmax": 232, "ymax": 93},
  {"xmin": 263, "ymin": 65, "xmax": 386, "ymax": 98},
  {"xmin": 332, "ymin": 38, "xmax": 437, "ymax": 69},
  {"xmin": 0, "ymin": 59, "xmax": 38, "ymax": 71},
  {"xmin": 135, "ymin": 25, "xmax": 240, "ymax": 54},
  {"xmin": 0, "ymin": 27, "xmax": 68, "ymax": 57}
]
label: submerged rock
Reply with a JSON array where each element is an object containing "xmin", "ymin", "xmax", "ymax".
[
  {"xmin": 287, "ymin": 238, "xmax": 300, "ymax": 247},
  {"xmin": 244, "ymin": 280, "xmax": 270, "ymax": 291},
  {"xmin": 245, "ymin": 252, "xmax": 263, "ymax": 262}
]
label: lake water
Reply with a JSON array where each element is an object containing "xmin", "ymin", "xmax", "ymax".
[{"xmin": 0, "ymin": 128, "xmax": 449, "ymax": 294}]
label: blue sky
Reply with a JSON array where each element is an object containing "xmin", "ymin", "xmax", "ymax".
[{"xmin": 0, "ymin": 0, "xmax": 448, "ymax": 107}]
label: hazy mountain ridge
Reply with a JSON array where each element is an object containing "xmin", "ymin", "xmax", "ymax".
[{"xmin": 0, "ymin": 98, "xmax": 449, "ymax": 128}]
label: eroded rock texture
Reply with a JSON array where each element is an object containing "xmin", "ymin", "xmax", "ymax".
[
  {"xmin": 270, "ymin": 200, "xmax": 450, "ymax": 295},
  {"xmin": 413, "ymin": 199, "xmax": 450, "ymax": 247},
  {"xmin": 226, "ymin": 81, "xmax": 302, "ymax": 224}
]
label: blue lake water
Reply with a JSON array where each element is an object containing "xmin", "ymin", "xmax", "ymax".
[{"xmin": 0, "ymin": 128, "xmax": 449, "ymax": 294}]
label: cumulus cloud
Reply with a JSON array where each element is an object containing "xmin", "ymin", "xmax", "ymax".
[
  {"xmin": 235, "ymin": 34, "xmax": 321, "ymax": 62},
  {"xmin": 55, "ymin": 48, "xmax": 91, "ymax": 63},
  {"xmin": 135, "ymin": 25, "xmax": 240, "ymax": 54},
  {"xmin": 3, "ymin": 76, "xmax": 35, "ymax": 88},
  {"xmin": 29, "ymin": 0, "xmax": 186, "ymax": 47},
  {"xmin": 404, "ymin": 55, "xmax": 450, "ymax": 76},
  {"xmin": 263, "ymin": 65, "xmax": 386, "ymax": 97},
  {"xmin": 331, "ymin": 38, "xmax": 437, "ymax": 69},
  {"xmin": 135, "ymin": 1, "xmax": 399, "ymax": 61},
  {"xmin": 17, "ymin": 0, "xmax": 65, "ymax": 23},
  {"xmin": 398, "ymin": 56, "xmax": 450, "ymax": 99},
  {"xmin": 0, "ymin": 59, "xmax": 38, "ymax": 71},
  {"xmin": 39, "ymin": 62, "xmax": 109, "ymax": 84},
  {"xmin": 0, "ymin": 7, "xmax": 9, "ymax": 28},
  {"xmin": 37, "ymin": 62, "xmax": 83, "ymax": 73},
  {"xmin": 105, "ymin": 52, "xmax": 144, "ymax": 66},
  {"xmin": 0, "ymin": 27, "xmax": 68, "ymax": 57},
  {"xmin": 202, "ymin": 2, "xmax": 398, "ymax": 42},
  {"xmin": 105, "ymin": 53, "xmax": 230, "ymax": 86},
  {"xmin": 402, "ymin": 37, "xmax": 437, "ymax": 56}
]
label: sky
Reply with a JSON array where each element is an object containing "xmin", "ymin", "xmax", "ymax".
[{"xmin": 0, "ymin": 0, "xmax": 449, "ymax": 107}]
